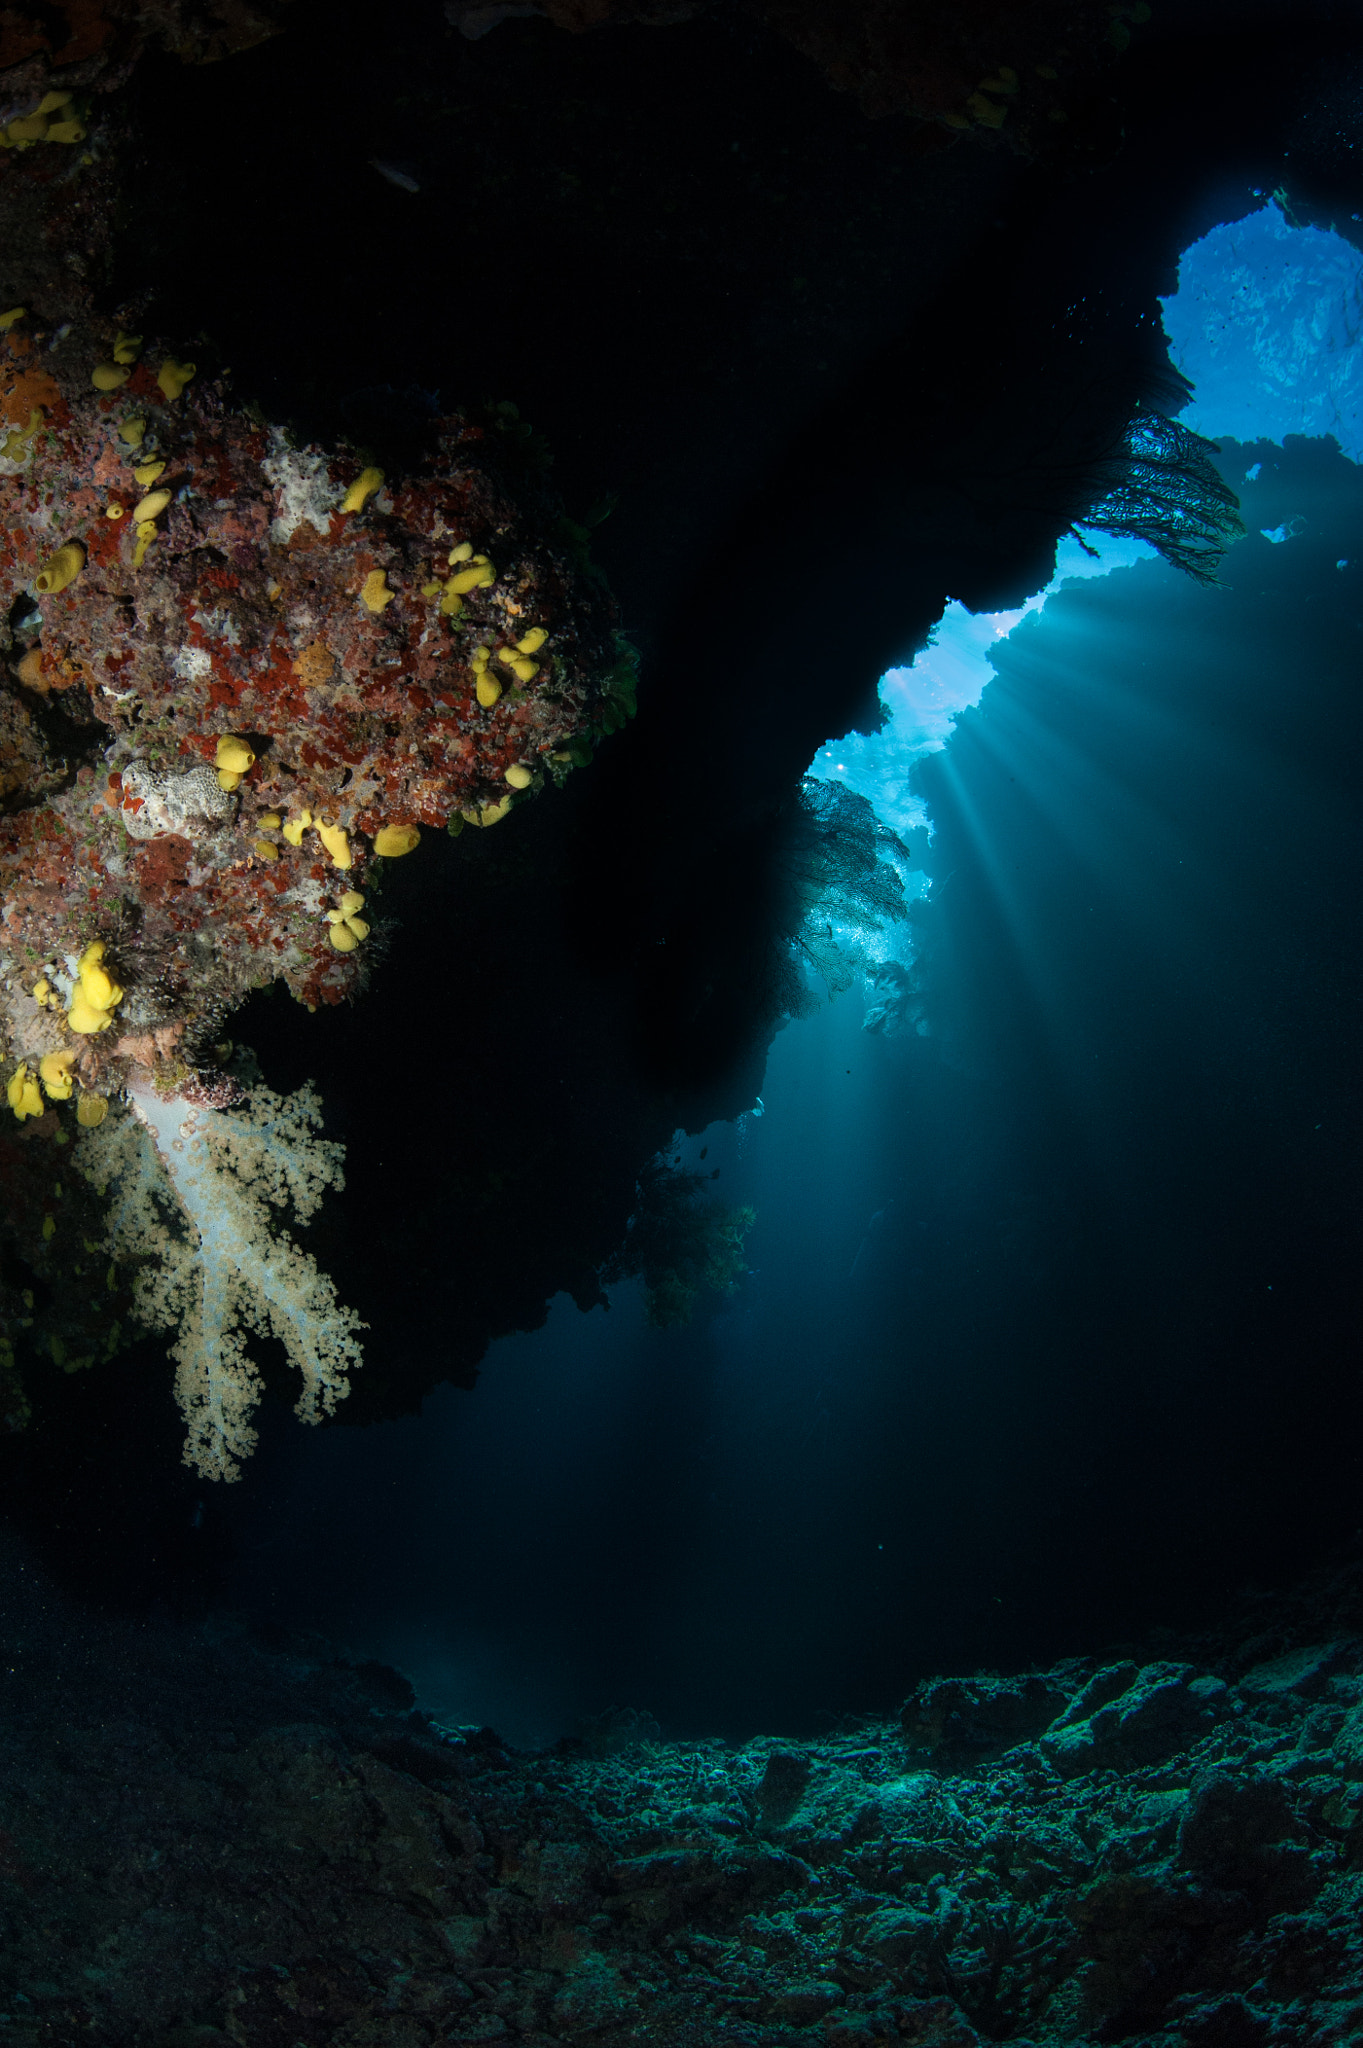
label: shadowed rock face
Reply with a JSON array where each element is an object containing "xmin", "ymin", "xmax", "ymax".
[
  {"xmin": 0, "ymin": 0, "xmax": 283, "ymax": 83},
  {"xmin": 900, "ymin": 1671, "xmax": 1075, "ymax": 1761},
  {"xmin": 443, "ymin": 0, "xmax": 1163, "ymax": 156},
  {"xmin": 5, "ymin": 1540, "xmax": 1363, "ymax": 2046},
  {"xmin": 1038, "ymin": 1665, "xmax": 1232, "ymax": 1777}
]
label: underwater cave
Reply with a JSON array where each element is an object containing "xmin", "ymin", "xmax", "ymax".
[{"xmin": 3, "ymin": 2, "xmax": 1363, "ymax": 2043}]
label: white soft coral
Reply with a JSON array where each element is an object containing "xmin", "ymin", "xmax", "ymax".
[{"xmin": 79, "ymin": 1076, "xmax": 365, "ymax": 1481}]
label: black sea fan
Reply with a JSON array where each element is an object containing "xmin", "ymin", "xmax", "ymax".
[
  {"xmin": 1074, "ymin": 406, "xmax": 1246, "ymax": 585},
  {"xmin": 780, "ymin": 779, "xmax": 914, "ymax": 1000}
]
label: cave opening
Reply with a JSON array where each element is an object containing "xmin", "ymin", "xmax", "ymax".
[
  {"xmin": 206, "ymin": 201, "xmax": 1363, "ymax": 1744},
  {"xmin": 4, "ymin": 8, "xmax": 1363, "ymax": 2038}
]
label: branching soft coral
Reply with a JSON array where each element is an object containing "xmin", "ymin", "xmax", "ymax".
[{"xmin": 77, "ymin": 1075, "xmax": 363, "ymax": 1481}]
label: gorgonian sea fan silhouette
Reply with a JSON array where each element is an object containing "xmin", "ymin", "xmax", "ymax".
[{"xmin": 1074, "ymin": 406, "xmax": 1245, "ymax": 585}]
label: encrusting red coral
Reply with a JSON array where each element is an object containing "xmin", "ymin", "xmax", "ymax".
[{"xmin": 0, "ymin": 307, "xmax": 624, "ymax": 1109}]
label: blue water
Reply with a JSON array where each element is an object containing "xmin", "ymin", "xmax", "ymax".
[
  {"xmin": 818, "ymin": 200, "xmax": 1363, "ymax": 891},
  {"xmin": 229, "ymin": 995, "xmax": 889, "ymax": 1746},
  {"xmin": 225, "ymin": 200, "xmax": 1363, "ymax": 1740},
  {"xmin": 1161, "ymin": 200, "xmax": 1363, "ymax": 459},
  {"xmin": 809, "ymin": 532, "xmax": 1156, "ymax": 848}
]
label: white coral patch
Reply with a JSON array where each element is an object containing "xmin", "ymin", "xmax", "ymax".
[
  {"xmin": 262, "ymin": 427, "xmax": 346, "ymax": 545},
  {"xmin": 285, "ymin": 875, "xmax": 329, "ymax": 916},
  {"xmin": 193, "ymin": 607, "xmax": 242, "ymax": 648},
  {"xmin": 173, "ymin": 646, "xmax": 214, "ymax": 682},
  {"xmin": 120, "ymin": 760, "xmax": 236, "ymax": 841}
]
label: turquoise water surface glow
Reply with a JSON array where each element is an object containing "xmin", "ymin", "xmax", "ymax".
[{"xmin": 814, "ymin": 199, "xmax": 1363, "ymax": 866}]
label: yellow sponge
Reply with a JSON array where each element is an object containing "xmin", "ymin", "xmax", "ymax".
[
  {"xmin": 316, "ymin": 820, "xmax": 352, "ymax": 869},
  {"xmin": 342, "ymin": 467, "xmax": 384, "ymax": 513},
  {"xmin": 373, "ymin": 823, "xmax": 420, "ymax": 857},
  {"xmin": 34, "ymin": 543, "xmax": 85, "ymax": 594},
  {"xmin": 7, "ymin": 1063, "xmax": 43, "ymax": 1119},
  {"xmin": 360, "ymin": 570, "xmax": 395, "ymax": 614},
  {"xmin": 156, "ymin": 359, "xmax": 196, "ymax": 402},
  {"xmin": 38, "ymin": 1050, "xmax": 76, "ymax": 1100}
]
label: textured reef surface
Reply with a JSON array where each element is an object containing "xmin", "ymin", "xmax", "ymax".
[
  {"xmin": 0, "ymin": 59, "xmax": 629, "ymax": 1475},
  {"xmin": 0, "ymin": 279, "xmax": 626, "ymax": 1475},
  {"xmin": 0, "ymin": 299, "xmax": 622, "ymax": 1089},
  {"xmin": 5, "ymin": 1541, "xmax": 1363, "ymax": 2047}
]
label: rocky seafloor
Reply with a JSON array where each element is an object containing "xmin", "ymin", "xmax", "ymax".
[{"xmin": 5, "ymin": 1542, "xmax": 1363, "ymax": 2048}]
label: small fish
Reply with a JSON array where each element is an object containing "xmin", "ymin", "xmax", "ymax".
[{"xmin": 370, "ymin": 158, "xmax": 421, "ymax": 194}]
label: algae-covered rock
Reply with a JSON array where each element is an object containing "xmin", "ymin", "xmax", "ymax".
[
  {"xmin": 756, "ymin": 1746, "xmax": 812, "ymax": 1828},
  {"xmin": 1040, "ymin": 1660, "xmax": 1228, "ymax": 1776},
  {"xmin": 1177, "ymin": 1769, "xmax": 1320, "ymax": 1911},
  {"xmin": 1333, "ymin": 1699, "xmax": 1363, "ymax": 1777},
  {"xmin": 1237, "ymin": 1642, "xmax": 1353, "ymax": 1699},
  {"xmin": 7, "ymin": 1541, "xmax": 1363, "ymax": 2046},
  {"xmin": 900, "ymin": 1667, "xmax": 1074, "ymax": 1759},
  {"xmin": 768, "ymin": 1976, "xmax": 844, "ymax": 2021}
]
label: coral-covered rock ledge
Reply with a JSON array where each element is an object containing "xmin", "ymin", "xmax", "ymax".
[
  {"xmin": 1, "ymin": 303, "xmax": 624, "ymax": 1099},
  {"xmin": 4, "ymin": 1546, "xmax": 1363, "ymax": 2046}
]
